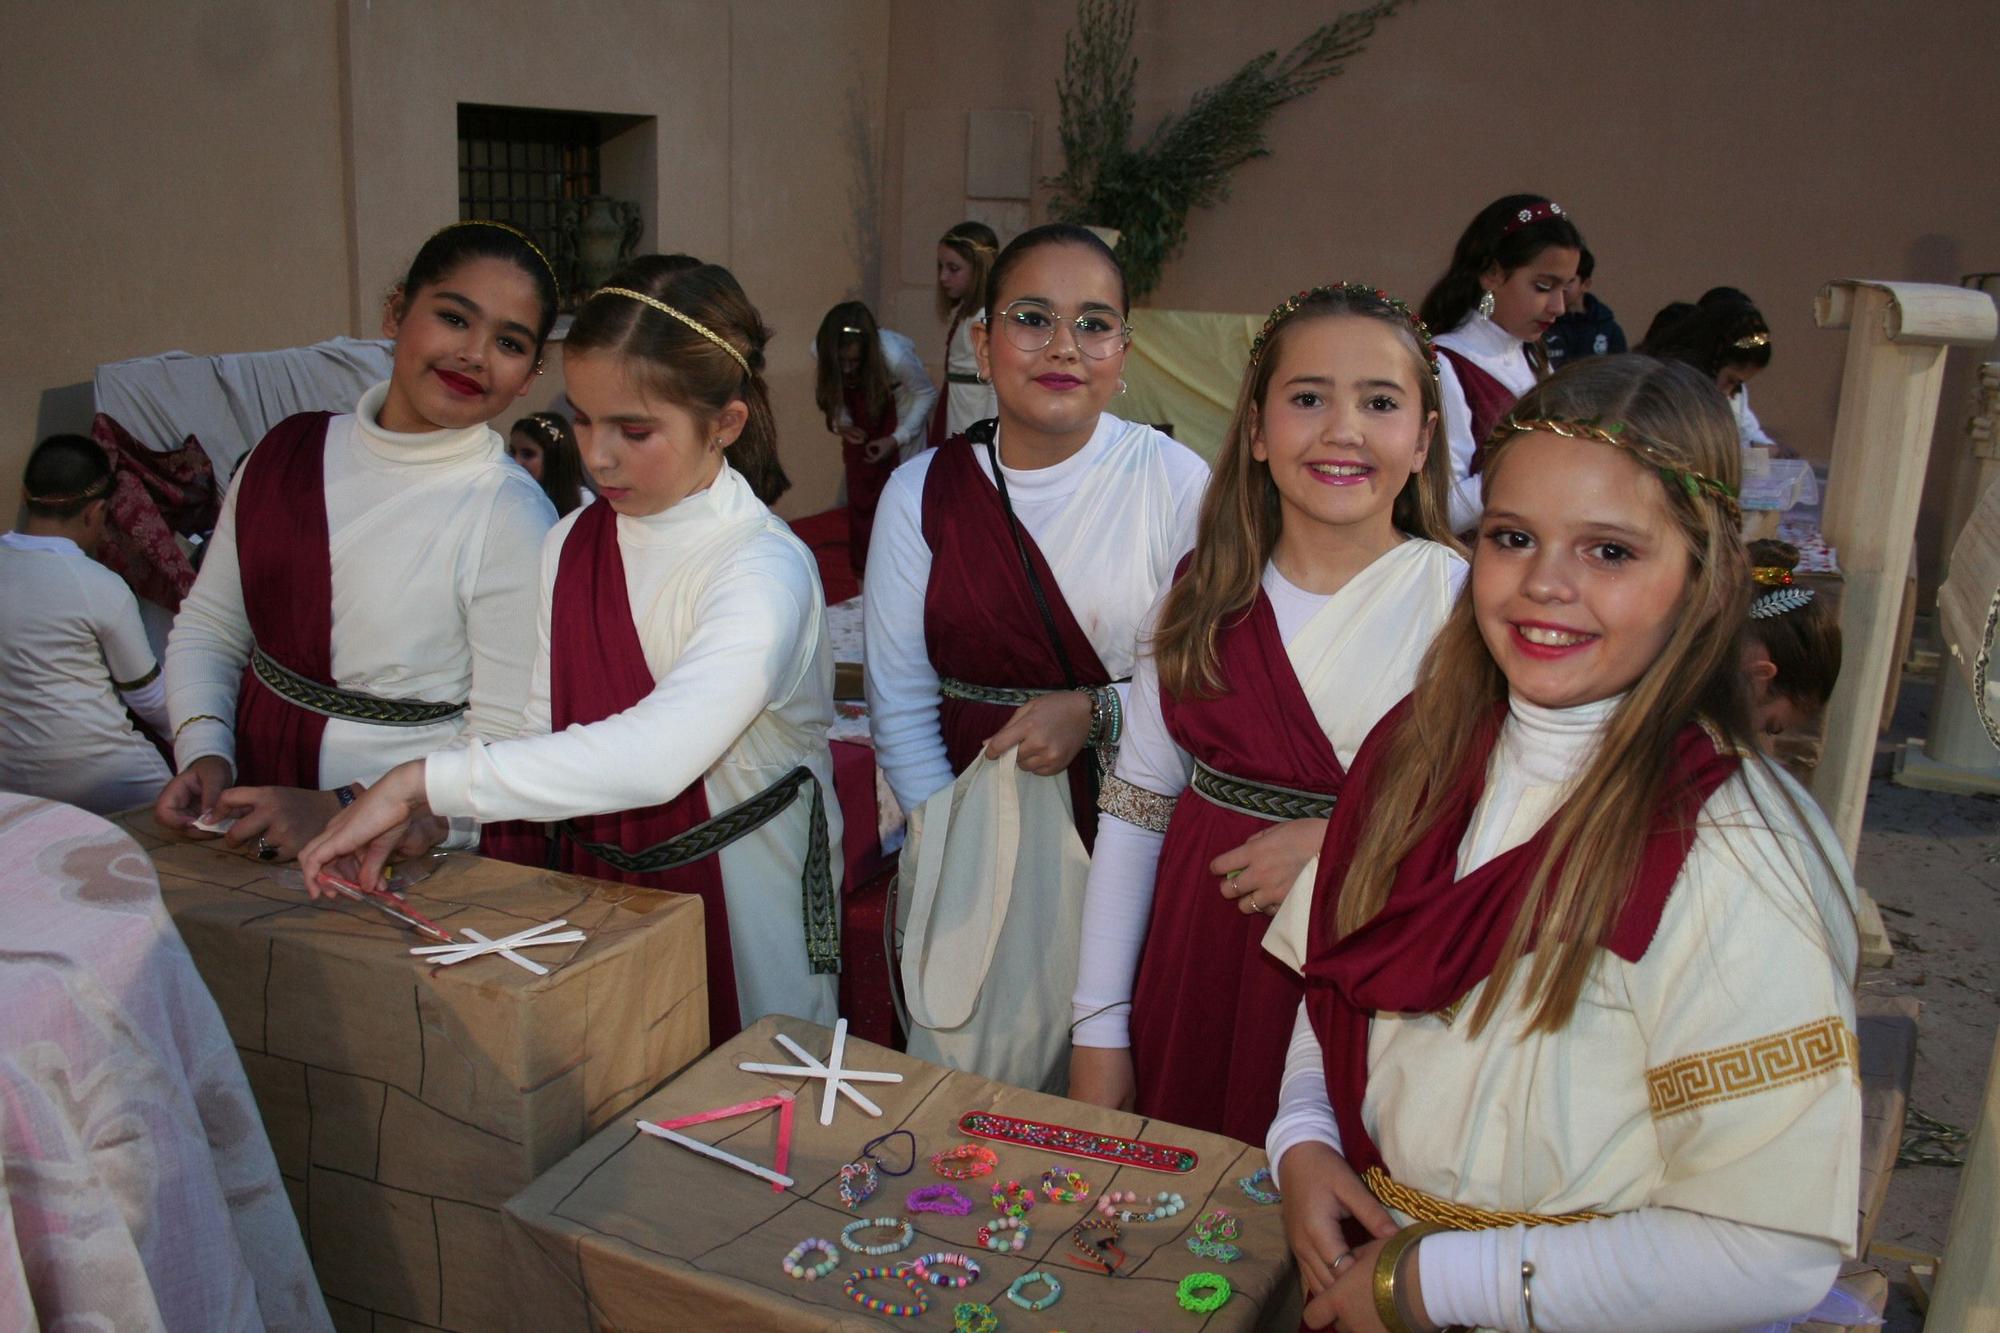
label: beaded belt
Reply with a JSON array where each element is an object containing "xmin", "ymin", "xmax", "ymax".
[
  {"xmin": 945, "ymin": 372, "xmax": 985, "ymax": 385},
  {"xmin": 1362, "ymin": 1166, "xmax": 1605, "ymax": 1230},
  {"xmin": 559, "ymin": 764, "xmax": 839, "ymax": 974},
  {"xmin": 937, "ymin": 678, "xmax": 1057, "ymax": 708},
  {"xmin": 1189, "ymin": 759, "xmax": 1336, "ymax": 823},
  {"xmin": 251, "ymin": 648, "xmax": 467, "ymax": 727}
]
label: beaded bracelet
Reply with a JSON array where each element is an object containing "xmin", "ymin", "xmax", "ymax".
[
  {"xmin": 843, "ymin": 1265, "xmax": 928, "ymax": 1317},
  {"xmin": 906, "ymin": 1183, "xmax": 975, "ymax": 1215},
  {"xmin": 1040, "ymin": 1166, "xmax": 1091, "ymax": 1202},
  {"xmin": 908, "ymin": 1251, "xmax": 981, "ymax": 1289},
  {"xmin": 1238, "ymin": 1166, "xmax": 1282, "ymax": 1204},
  {"xmin": 1176, "ymin": 1272, "xmax": 1232, "ymax": 1314},
  {"xmin": 1067, "ymin": 1216, "xmax": 1126, "ymax": 1275},
  {"xmin": 975, "ymin": 1216, "xmax": 1030, "ymax": 1252},
  {"xmin": 781, "ymin": 1237, "xmax": 839, "ymax": 1281},
  {"xmin": 1006, "ymin": 1269, "xmax": 1063, "ymax": 1311},
  {"xmin": 952, "ymin": 1301, "xmax": 999, "ymax": 1333},
  {"xmin": 1095, "ymin": 1189, "xmax": 1185, "ymax": 1223},
  {"xmin": 990, "ymin": 1179, "xmax": 1036, "ymax": 1218},
  {"xmin": 838, "ymin": 1158, "xmax": 879, "ymax": 1211},
  {"xmin": 839, "ymin": 1216, "xmax": 914, "ymax": 1256},
  {"xmin": 931, "ymin": 1143, "xmax": 998, "ymax": 1179}
]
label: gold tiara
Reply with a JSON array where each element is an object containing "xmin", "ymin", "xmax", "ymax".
[
  {"xmin": 434, "ymin": 220, "xmax": 561, "ymax": 302},
  {"xmin": 1491, "ymin": 416, "xmax": 1741, "ymax": 514},
  {"xmin": 593, "ymin": 287, "xmax": 752, "ymax": 377},
  {"xmin": 26, "ymin": 473, "xmax": 114, "ymax": 506},
  {"xmin": 1750, "ymin": 564, "xmax": 1793, "ymax": 587},
  {"xmin": 1733, "ymin": 331, "xmax": 1770, "ymax": 350}
]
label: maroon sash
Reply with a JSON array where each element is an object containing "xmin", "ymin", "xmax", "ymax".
[
  {"xmin": 232, "ymin": 412, "xmax": 336, "ymax": 787},
  {"xmin": 1302, "ymin": 698, "xmax": 1740, "ymax": 1177},
  {"xmin": 920, "ymin": 437, "xmax": 1112, "ymax": 846},
  {"xmin": 840, "ymin": 383, "xmax": 897, "ymax": 575},
  {"xmin": 1129, "ymin": 580, "xmax": 1346, "ymax": 1141},
  {"xmin": 1437, "ymin": 346, "xmax": 1521, "ymax": 476},
  {"xmin": 487, "ymin": 501, "xmax": 742, "ymax": 1044}
]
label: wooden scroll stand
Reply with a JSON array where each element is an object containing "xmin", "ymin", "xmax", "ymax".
[{"xmin": 1806, "ymin": 282, "xmax": 1996, "ymax": 872}]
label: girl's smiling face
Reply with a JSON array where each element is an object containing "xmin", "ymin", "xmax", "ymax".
[
  {"xmin": 1474, "ymin": 431, "xmax": 1691, "ymax": 709},
  {"xmin": 378, "ymin": 256, "xmax": 543, "ymax": 433},
  {"xmin": 970, "ymin": 242, "xmax": 1128, "ymax": 452},
  {"xmin": 564, "ymin": 351, "xmax": 743, "ymax": 517}
]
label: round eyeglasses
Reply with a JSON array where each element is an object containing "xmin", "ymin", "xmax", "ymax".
[{"xmin": 993, "ymin": 300, "xmax": 1132, "ymax": 360}]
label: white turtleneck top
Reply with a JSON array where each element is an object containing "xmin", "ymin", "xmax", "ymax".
[
  {"xmin": 423, "ymin": 464, "xmax": 841, "ymax": 1027},
  {"xmin": 166, "ymin": 383, "xmax": 556, "ymax": 798},
  {"xmin": 1435, "ymin": 313, "xmax": 1540, "ymax": 532},
  {"xmin": 1268, "ymin": 695, "xmax": 1859, "ymax": 1331}
]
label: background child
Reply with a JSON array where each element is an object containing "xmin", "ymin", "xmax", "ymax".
[
  {"xmin": 1745, "ymin": 537, "xmax": 1841, "ymax": 741},
  {"xmin": 0, "ymin": 434, "xmax": 173, "ymax": 813},
  {"xmin": 1640, "ymin": 289, "xmax": 1776, "ymax": 448},
  {"xmin": 928, "ymin": 220, "xmax": 1000, "ymax": 443},
  {"xmin": 1069, "ymin": 284, "xmax": 1465, "ymax": 1141},
  {"xmin": 811, "ymin": 300, "xmax": 937, "ymax": 574},
  {"xmin": 1543, "ymin": 246, "xmax": 1627, "ymax": 368},
  {"xmin": 507, "ymin": 411, "xmax": 592, "ymax": 516}
]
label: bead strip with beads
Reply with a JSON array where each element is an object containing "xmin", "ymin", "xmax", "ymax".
[
  {"xmin": 956, "ymin": 1110, "xmax": 1199, "ymax": 1173},
  {"xmin": 908, "ymin": 1251, "xmax": 981, "ymax": 1289}
]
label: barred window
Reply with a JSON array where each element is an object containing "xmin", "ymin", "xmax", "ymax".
[{"xmin": 457, "ymin": 104, "xmax": 602, "ymax": 303}]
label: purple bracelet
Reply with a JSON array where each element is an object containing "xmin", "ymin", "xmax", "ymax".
[{"xmin": 906, "ymin": 1184, "xmax": 974, "ymax": 1215}]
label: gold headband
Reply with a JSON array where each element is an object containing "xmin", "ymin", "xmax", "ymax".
[
  {"xmin": 27, "ymin": 473, "xmax": 113, "ymax": 507},
  {"xmin": 1733, "ymin": 331, "xmax": 1770, "ymax": 350},
  {"xmin": 433, "ymin": 220, "xmax": 561, "ymax": 303},
  {"xmin": 593, "ymin": 287, "xmax": 752, "ymax": 378},
  {"xmin": 1490, "ymin": 415, "xmax": 1741, "ymax": 515},
  {"xmin": 943, "ymin": 234, "xmax": 998, "ymax": 255},
  {"xmin": 1750, "ymin": 564, "xmax": 1794, "ymax": 587}
]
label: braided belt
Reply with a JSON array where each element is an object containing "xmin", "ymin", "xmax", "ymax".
[
  {"xmin": 945, "ymin": 372, "xmax": 985, "ymax": 385},
  {"xmin": 252, "ymin": 648, "xmax": 467, "ymax": 727},
  {"xmin": 1363, "ymin": 1166, "xmax": 1606, "ymax": 1230},
  {"xmin": 938, "ymin": 677, "xmax": 1057, "ymax": 708},
  {"xmin": 559, "ymin": 765, "xmax": 839, "ymax": 974},
  {"xmin": 1189, "ymin": 759, "xmax": 1335, "ymax": 823}
]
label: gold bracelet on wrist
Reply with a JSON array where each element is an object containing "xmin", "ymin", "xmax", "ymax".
[
  {"xmin": 1372, "ymin": 1220, "xmax": 1450, "ymax": 1333},
  {"xmin": 172, "ymin": 713, "xmax": 228, "ymax": 742}
]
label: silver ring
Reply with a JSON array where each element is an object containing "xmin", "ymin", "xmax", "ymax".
[
  {"xmin": 256, "ymin": 838, "xmax": 278, "ymax": 862},
  {"xmin": 1331, "ymin": 1250, "xmax": 1355, "ymax": 1274}
]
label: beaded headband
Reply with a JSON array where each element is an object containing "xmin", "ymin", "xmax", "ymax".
[
  {"xmin": 1751, "ymin": 587, "xmax": 1816, "ymax": 620},
  {"xmin": 433, "ymin": 220, "xmax": 561, "ymax": 303},
  {"xmin": 593, "ymin": 286, "xmax": 753, "ymax": 377},
  {"xmin": 1498, "ymin": 200, "xmax": 1567, "ymax": 238},
  {"xmin": 519, "ymin": 413, "xmax": 568, "ymax": 448},
  {"xmin": 1490, "ymin": 415, "xmax": 1741, "ymax": 514},
  {"xmin": 1733, "ymin": 331, "xmax": 1771, "ymax": 350},
  {"xmin": 1249, "ymin": 282, "xmax": 1439, "ymax": 378},
  {"xmin": 26, "ymin": 472, "xmax": 113, "ymax": 507},
  {"xmin": 942, "ymin": 233, "xmax": 998, "ymax": 255}
]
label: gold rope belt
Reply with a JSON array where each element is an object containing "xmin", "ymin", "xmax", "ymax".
[{"xmin": 1362, "ymin": 1166, "xmax": 1606, "ymax": 1230}]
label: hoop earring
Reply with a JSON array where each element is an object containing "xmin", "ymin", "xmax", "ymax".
[
  {"xmin": 1478, "ymin": 289, "xmax": 1497, "ymax": 319},
  {"xmin": 1117, "ymin": 379, "xmax": 1128, "ymax": 396}
]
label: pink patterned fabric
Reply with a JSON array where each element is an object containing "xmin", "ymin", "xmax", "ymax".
[
  {"xmin": 89, "ymin": 413, "xmax": 220, "ymax": 613},
  {"xmin": 0, "ymin": 795, "xmax": 329, "ymax": 1331}
]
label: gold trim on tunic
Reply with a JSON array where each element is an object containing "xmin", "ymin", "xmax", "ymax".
[
  {"xmin": 1646, "ymin": 1015, "xmax": 1859, "ymax": 1119},
  {"xmin": 1362, "ymin": 1166, "xmax": 1606, "ymax": 1230}
]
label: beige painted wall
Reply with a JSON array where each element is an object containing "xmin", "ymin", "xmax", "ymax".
[{"xmin": 881, "ymin": 0, "xmax": 2000, "ymax": 580}]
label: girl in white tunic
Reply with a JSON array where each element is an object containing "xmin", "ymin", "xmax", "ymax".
[
  {"xmin": 303, "ymin": 260, "xmax": 840, "ymax": 1040},
  {"xmin": 1273, "ymin": 355, "xmax": 1859, "ymax": 1332},
  {"xmin": 1067, "ymin": 284, "xmax": 1465, "ymax": 1142},
  {"xmin": 929, "ymin": 221, "xmax": 1001, "ymax": 441},
  {"xmin": 155, "ymin": 222, "xmax": 560, "ymax": 860},
  {"xmin": 1418, "ymin": 195, "xmax": 1584, "ymax": 531}
]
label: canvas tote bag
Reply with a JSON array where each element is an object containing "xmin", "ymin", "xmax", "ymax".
[{"xmin": 894, "ymin": 747, "xmax": 1089, "ymax": 1091}]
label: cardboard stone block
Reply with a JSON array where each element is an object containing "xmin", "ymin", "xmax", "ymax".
[
  {"xmin": 239, "ymin": 1049, "xmax": 309, "ymax": 1179},
  {"xmin": 323, "ymin": 1296, "xmax": 371, "ymax": 1333},
  {"xmin": 435, "ymin": 1199, "xmax": 513, "ymax": 1332},
  {"xmin": 308, "ymin": 1066, "xmax": 387, "ymax": 1180},
  {"xmin": 310, "ymin": 1167, "xmax": 441, "ymax": 1325}
]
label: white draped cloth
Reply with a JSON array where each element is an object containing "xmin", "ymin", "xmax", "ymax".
[
  {"xmin": 942, "ymin": 312, "xmax": 998, "ymax": 438},
  {"xmin": 425, "ymin": 464, "xmax": 842, "ymax": 1027},
  {"xmin": 1436, "ymin": 313, "xmax": 1540, "ymax": 532}
]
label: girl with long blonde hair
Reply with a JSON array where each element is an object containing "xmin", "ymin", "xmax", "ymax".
[
  {"xmin": 1067, "ymin": 285, "xmax": 1464, "ymax": 1141},
  {"xmin": 1272, "ymin": 355, "xmax": 1861, "ymax": 1332}
]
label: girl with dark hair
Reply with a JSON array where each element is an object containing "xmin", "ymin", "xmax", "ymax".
[
  {"xmin": 508, "ymin": 411, "xmax": 592, "ymax": 516},
  {"xmin": 1420, "ymin": 194, "xmax": 1585, "ymax": 530},
  {"xmin": 304, "ymin": 258, "xmax": 842, "ymax": 1042},
  {"xmin": 1068, "ymin": 284, "xmax": 1466, "ymax": 1140},
  {"xmin": 1273, "ymin": 356, "xmax": 1858, "ymax": 1331},
  {"xmin": 1640, "ymin": 292, "xmax": 1776, "ymax": 448},
  {"xmin": 811, "ymin": 300, "xmax": 938, "ymax": 574},
  {"xmin": 156, "ymin": 221, "xmax": 560, "ymax": 860},
  {"xmin": 1743, "ymin": 539, "xmax": 1841, "ymax": 740},
  {"xmin": 929, "ymin": 220, "xmax": 1001, "ymax": 442}
]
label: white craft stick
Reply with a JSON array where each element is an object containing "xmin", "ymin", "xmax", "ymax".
[
  {"xmin": 412, "ymin": 928, "xmax": 584, "ymax": 959},
  {"xmin": 821, "ymin": 1020, "xmax": 850, "ymax": 1124},
  {"xmin": 410, "ymin": 919, "xmax": 584, "ymax": 975},
  {"xmin": 635, "ymin": 1120, "xmax": 794, "ymax": 1188},
  {"xmin": 736, "ymin": 1061, "xmax": 902, "ymax": 1085}
]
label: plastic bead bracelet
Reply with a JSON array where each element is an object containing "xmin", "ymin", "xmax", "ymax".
[
  {"xmin": 781, "ymin": 1237, "xmax": 838, "ymax": 1281},
  {"xmin": 931, "ymin": 1143, "xmax": 998, "ymax": 1179},
  {"xmin": 990, "ymin": 1179, "xmax": 1036, "ymax": 1218},
  {"xmin": 953, "ymin": 1301, "xmax": 999, "ymax": 1333},
  {"xmin": 906, "ymin": 1183, "xmax": 975, "ymax": 1215},
  {"xmin": 1006, "ymin": 1270, "xmax": 1063, "ymax": 1311},
  {"xmin": 1095, "ymin": 1189, "xmax": 1185, "ymax": 1223},
  {"xmin": 975, "ymin": 1216, "xmax": 1030, "ymax": 1252},
  {"xmin": 908, "ymin": 1251, "xmax": 981, "ymax": 1289},
  {"xmin": 839, "ymin": 1216, "xmax": 914, "ymax": 1256},
  {"xmin": 1176, "ymin": 1272, "xmax": 1232, "ymax": 1313},
  {"xmin": 844, "ymin": 1265, "xmax": 928, "ymax": 1317},
  {"xmin": 1040, "ymin": 1166, "xmax": 1091, "ymax": 1202}
]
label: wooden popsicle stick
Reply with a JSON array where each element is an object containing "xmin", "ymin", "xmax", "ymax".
[{"xmin": 635, "ymin": 1120, "xmax": 794, "ymax": 1188}]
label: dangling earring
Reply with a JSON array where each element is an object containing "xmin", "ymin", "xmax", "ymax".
[
  {"xmin": 1117, "ymin": 378, "xmax": 1128, "ymax": 396},
  {"xmin": 1478, "ymin": 289, "xmax": 1497, "ymax": 319}
]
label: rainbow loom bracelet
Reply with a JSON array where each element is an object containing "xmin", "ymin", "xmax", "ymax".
[
  {"xmin": 1040, "ymin": 1166, "xmax": 1091, "ymax": 1202},
  {"xmin": 957, "ymin": 1110, "xmax": 1198, "ymax": 1173},
  {"xmin": 1176, "ymin": 1272, "xmax": 1232, "ymax": 1313},
  {"xmin": 844, "ymin": 1265, "xmax": 928, "ymax": 1317},
  {"xmin": 990, "ymin": 1179, "xmax": 1036, "ymax": 1217},
  {"xmin": 1006, "ymin": 1269, "xmax": 1063, "ymax": 1311},
  {"xmin": 906, "ymin": 1183, "xmax": 975, "ymax": 1215},
  {"xmin": 931, "ymin": 1143, "xmax": 999, "ymax": 1179},
  {"xmin": 908, "ymin": 1250, "xmax": 981, "ymax": 1288},
  {"xmin": 1238, "ymin": 1166, "xmax": 1282, "ymax": 1203},
  {"xmin": 781, "ymin": 1237, "xmax": 839, "ymax": 1280},
  {"xmin": 953, "ymin": 1301, "xmax": 999, "ymax": 1333},
  {"xmin": 838, "ymin": 1157, "xmax": 880, "ymax": 1210},
  {"xmin": 839, "ymin": 1216, "xmax": 914, "ymax": 1256}
]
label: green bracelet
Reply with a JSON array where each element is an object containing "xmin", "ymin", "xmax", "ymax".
[{"xmin": 1175, "ymin": 1271, "xmax": 1231, "ymax": 1313}]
